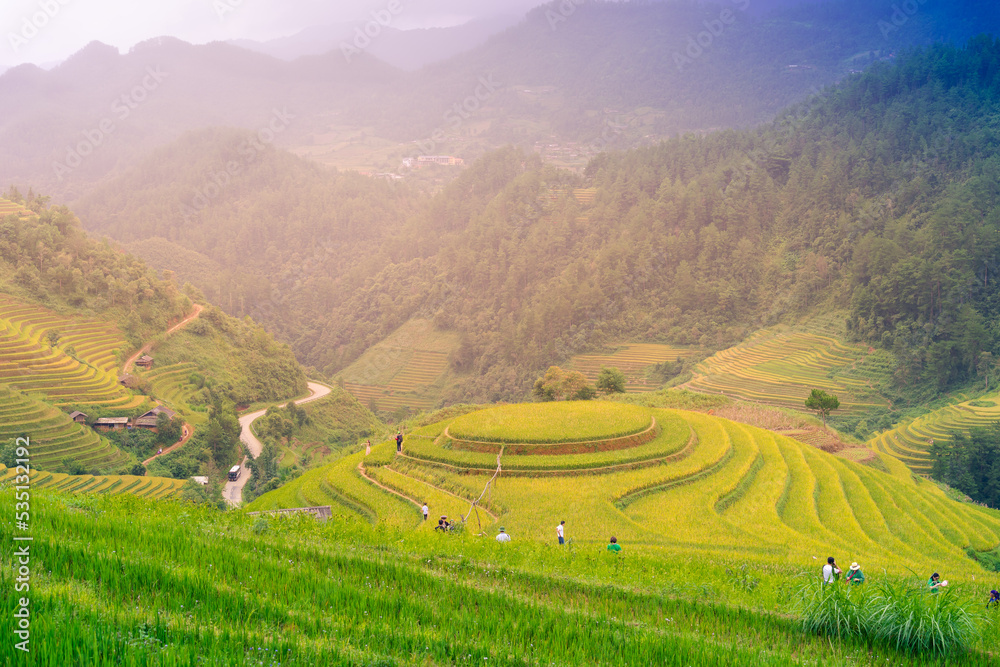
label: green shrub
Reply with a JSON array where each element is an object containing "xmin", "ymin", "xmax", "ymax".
[{"xmin": 797, "ymin": 580, "xmax": 981, "ymax": 656}]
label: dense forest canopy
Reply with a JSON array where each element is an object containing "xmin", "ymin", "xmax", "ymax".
[{"xmin": 0, "ymin": 187, "xmax": 188, "ymax": 345}]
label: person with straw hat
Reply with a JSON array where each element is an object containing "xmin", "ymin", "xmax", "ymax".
[
  {"xmin": 845, "ymin": 562, "xmax": 865, "ymax": 585},
  {"xmin": 496, "ymin": 527, "xmax": 511, "ymax": 543}
]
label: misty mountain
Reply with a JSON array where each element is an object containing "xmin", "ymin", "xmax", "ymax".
[
  {"xmin": 3, "ymin": 0, "xmax": 1000, "ymax": 203},
  {"xmin": 77, "ymin": 37, "xmax": 1000, "ymax": 405},
  {"xmin": 231, "ymin": 16, "xmax": 523, "ymax": 70}
]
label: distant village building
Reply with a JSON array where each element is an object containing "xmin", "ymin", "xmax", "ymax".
[
  {"xmin": 119, "ymin": 374, "xmax": 140, "ymax": 389},
  {"xmin": 135, "ymin": 355, "xmax": 154, "ymax": 369},
  {"xmin": 68, "ymin": 411, "xmax": 88, "ymax": 424},
  {"xmin": 93, "ymin": 417, "xmax": 129, "ymax": 431},
  {"xmin": 133, "ymin": 406, "xmax": 177, "ymax": 430},
  {"xmin": 190, "ymin": 476, "xmax": 209, "ymax": 486},
  {"xmin": 416, "ymin": 155, "xmax": 464, "ymax": 167}
]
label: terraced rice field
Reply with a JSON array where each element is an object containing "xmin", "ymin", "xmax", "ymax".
[
  {"xmin": 339, "ymin": 319, "xmax": 459, "ymax": 413},
  {"xmin": 250, "ymin": 402, "xmax": 1000, "ymax": 575},
  {"xmin": 0, "ymin": 197, "xmax": 33, "ymax": 217},
  {"xmin": 0, "ymin": 464, "xmax": 186, "ymax": 499},
  {"xmin": 538, "ymin": 188, "xmax": 598, "ymax": 207},
  {"xmin": 569, "ymin": 343, "xmax": 697, "ymax": 391},
  {"xmin": 143, "ymin": 361, "xmax": 208, "ymax": 425},
  {"xmin": 0, "ymin": 385, "xmax": 131, "ymax": 471},
  {"xmin": 0, "ymin": 295, "xmax": 141, "ymax": 409},
  {"xmin": 869, "ymin": 393, "xmax": 1000, "ymax": 474},
  {"xmin": 687, "ymin": 328, "xmax": 891, "ymax": 413}
]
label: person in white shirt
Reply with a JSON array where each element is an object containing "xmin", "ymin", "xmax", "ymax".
[
  {"xmin": 822, "ymin": 556, "xmax": 841, "ymax": 584},
  {"xmin": 556, "ymin": 520, "xmax": 565, "ymax": 545},
  {"xmin": 496, "ymin": 527, "xmax": 511, "ymax": 543},
  {"xmin": 421, "ymin": 503, "xmax": 429, "ymax": 521}
]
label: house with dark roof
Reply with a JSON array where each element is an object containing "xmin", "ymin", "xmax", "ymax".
[
  {"xmin": 93, "ymin": 417, "xmax": 129, "ymax": 431},
  {"xmin": 135, "ymin": 355, "xmax": 154, "ymax": 369},
  {"xmin": 133, "ymin": 406, "xmax": 177, "ymax": 429}
]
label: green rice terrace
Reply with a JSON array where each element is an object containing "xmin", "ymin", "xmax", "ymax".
[
  {"xmin": 446, "ymin": 401, "xmax": 652, "ymax": 444},
  {"xmin": 0, "ymin": 385, "xmax": 131, "ymax": 471},
  {"xmin": 338, "ymin": 319, "xmax": 461, "ymax": 414},
  {"xmin": 687, "ymin": 326, "xmax": 893, "ymax": 413},
  {"xmin": 250, "ymin": 401, "xmax": 1000, "ymax": 581},
  {"xmin": 142, "ymin": 361, "xmax": 208, "ymax": 427},
  {"xmin": 568, "ymin": 343, "xmax": 698, "ymax": 392},
  {"xmin": 0, "ymin": 196, "xmax": 33, "ymax": 217},
  {"xmin": 0, "ymin": 294, "xmax": 143, "ymax": 410},
  {"xmin": 0, "ymin": 464, "xmax": 186, "ymax": 499},
  {"xmin": 869, "ymin": 392, "xmax": 1000, "ymax": 474}
]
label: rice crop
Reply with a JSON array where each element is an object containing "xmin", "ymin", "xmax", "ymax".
[
  {"xmin": 6, "ymin": 489, "xmax": 1000, "ymax": 666},
  {"xmin": 447, "ymin": 401, "xmax": 651, "ymax": 443}
]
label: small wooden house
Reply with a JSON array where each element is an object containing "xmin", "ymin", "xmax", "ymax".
[
  {"xmin": 135, "ymin": 355, "xmax": 154, "ymax": 369},
  {"xmin": 93, "ymin": 417, "xmax": 129, "ymax": 431},
  {"xmin": 133, "ymin": 406, "xmax": 177, "ymax": 430},
  {"xmin": 68, "ymin": 411, "xmax": 88, "ymax": 424}
]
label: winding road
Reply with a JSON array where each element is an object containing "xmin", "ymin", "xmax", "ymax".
[
  {"xmin": 121, "ymin": 304, "xmax": 203, "ymax": 470},
  {"xmin": 123, "ymin": 304, "xmax": 204, "ymax": 374},
  {"xmin": 223, "ymin": 381, "xmax": 332, "ymax": 506}
]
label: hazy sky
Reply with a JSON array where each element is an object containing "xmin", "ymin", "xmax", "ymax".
[{"xmin": 1, "ymin": 0, "xmax": 550, "ymax": 68}]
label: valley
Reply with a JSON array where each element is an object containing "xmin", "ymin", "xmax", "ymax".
[{"xmin": 6, "ymin": 2, "xmax": 1000, "ymax": 664}]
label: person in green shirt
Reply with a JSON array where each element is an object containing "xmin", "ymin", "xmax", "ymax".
[
  {"xmin": 846, "ymin": 562, "xmax": 865, "ymax": 585},
  {"xmin": 607, "ymin": 536, "xmax": 622, "ymax": 553},
  {"xmin": 928, "ymin": 572, "xmax": 947, "ymax": 593}
]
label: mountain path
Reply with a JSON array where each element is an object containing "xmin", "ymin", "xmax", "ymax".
[{"xmin": 224, "ymin": 381, "xmax": 332, "ymax": 506}]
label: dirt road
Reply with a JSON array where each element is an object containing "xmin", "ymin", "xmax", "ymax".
[
  {"xmin": 123, "ymin": 304, "xmax": 204, "ymax": 374},
  {"xmin": 223, "ymin": 381, "xmax": 332, "ymax": 506}
]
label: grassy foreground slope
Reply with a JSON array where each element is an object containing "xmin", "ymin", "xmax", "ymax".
[
  {"xmin": 253, "ymin": 402, "xmax": 1000, "ymax": 579},
  {"xmin": 6, "ymin": 489, "xmax": 1000, "ymax": 666}
]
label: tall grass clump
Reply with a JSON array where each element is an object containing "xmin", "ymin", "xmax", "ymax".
[
  {"xmin": 797, "ymin": 580, "xmax": 866, "ymax": 639},
  {"xmin": 797, "ymin": 580, "xmax": 983, "ymax": 656},
  {"xmin": 866, "ymin": 582, "xmax": 980, "ymax": 656}
]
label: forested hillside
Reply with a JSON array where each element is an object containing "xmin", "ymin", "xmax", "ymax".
[
  {"xmin": 0, "ymin": 188, "xmax": 187, "ymax": 345},
  {"xmin": 76, "ymin": 39, "xmax": 1000, "ymax": 406},
  {"xmin": 0, "ymin": 192, "xmax": 306, "ymax": 481}
]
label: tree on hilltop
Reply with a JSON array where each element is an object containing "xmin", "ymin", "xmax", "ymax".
[
  {"xmin": 596, "ymin": 367, "xmax": 626, "ymax": 394},
  {"xmin": 533, "ymin": 366, "xmax": 596, "ymax": 401},
  {"xmin": 805, "ymin": 389, "xmax": 839, "ymax": 428}
]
